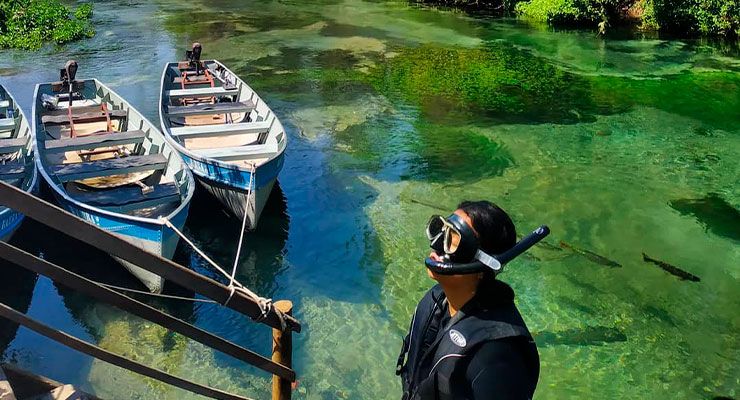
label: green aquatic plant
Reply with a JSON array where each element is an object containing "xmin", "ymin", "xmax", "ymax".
[
  {"xmin": 0, "ymin": 0, "xmax": 95, "ymax": 50},
  {"xmin": 370, "ymin": 43, "xmax": 596, "ymax": 123}
]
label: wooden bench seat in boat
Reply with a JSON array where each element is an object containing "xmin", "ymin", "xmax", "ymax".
[
  {"xmin": 41, "ymin": 107, "xmax": 127, "ymax": 125},
  {"xmin": 192, "ymin": 141, "xmax": 278, "ymax": 161},
  {"xmin": 0, "ymin": 100, "xmax": 9, "ymax": 109},
  {"xmin": 52, "ymin": 153, "xmax": 168, "ymax": 182},
  {"xmin": 45, "ymin": 130, "xmax": 146, "ymax": 153},
  {"xmin": 0, "ymin": 118, "xmax": 14, "ymax": 132},
  {"xmin": 170, "ymin": 120, "xmax": 271, "ymax": 139},
  {"xmin": 0, "ymin": 137, "xmax": 27, "ymax": 154},
  {"xmin": 68, "ymin": 182, "xmax": 180, "ymax": 211},
  {"xmin": 173, "ymin": 75, "xmax": 212, "ymax": 84},
  {"xmin": 165, "ymin": 101, "xmax": 255, "ymax": 117},
  {"xmin": 166, "ymin": 87, "xmax": 238, "ymax": 98},
  {"xmin": 0, "ymin": 162, "xmax": 24, "ymax": 181}
]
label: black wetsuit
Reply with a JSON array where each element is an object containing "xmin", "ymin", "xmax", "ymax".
[{"xmin": 397, "ymin": 280, "xmax": 539, "ymax": 400}]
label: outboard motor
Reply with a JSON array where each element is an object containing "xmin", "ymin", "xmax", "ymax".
[
  {"xmin": 184, "ymin": 42, "xmax": 203, "ymax": 75},
  {"xmin": 60, "ymin": 60, "xmax": 79, "ymax": 106}
]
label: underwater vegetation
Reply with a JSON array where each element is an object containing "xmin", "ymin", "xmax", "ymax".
[
  {"xmin": 559, "ymin": 241, "xmax": 622, "ymax": 268},
  {"xmin": 669, "ymin": 193, "xmax": 740, "ymax": 242},
  {"xmin": 534, "ymin": 325, "xmax": 628, "ymax": 346}
]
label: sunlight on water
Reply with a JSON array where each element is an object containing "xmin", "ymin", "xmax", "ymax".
[{"xmin": 0, "ymin": 0, "xmax": 737, "ymax": 399}]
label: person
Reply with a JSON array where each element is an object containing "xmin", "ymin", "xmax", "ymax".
[{"xmin": 396, "ymin": 200, "xmax": 541, "ymax": 400}]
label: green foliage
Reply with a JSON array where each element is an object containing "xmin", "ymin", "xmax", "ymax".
[
  {"xmin": 514, "ymin": 0, "xmax": 739, "ymax": 36},
  {"xmin": 0, "ymin": 0, "xmax": 95, "ymax": 50},
  {"xmin": 515, "ymin": 0, "xmax": 632, "ymax": 25}
]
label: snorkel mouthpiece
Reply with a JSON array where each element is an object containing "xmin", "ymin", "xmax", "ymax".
[{"xmin": 425, "ymin": 225, "xmax": 550, "ymax": 276}]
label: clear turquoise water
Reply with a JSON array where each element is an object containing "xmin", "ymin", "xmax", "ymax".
[{"xmin": 0, "ymin": 1, "xmax": 738, "ymax": 399}]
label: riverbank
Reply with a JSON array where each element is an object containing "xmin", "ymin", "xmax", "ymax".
[{"xmin": 414, "ymin": 0, "xmax": 739, "ymax": 38}]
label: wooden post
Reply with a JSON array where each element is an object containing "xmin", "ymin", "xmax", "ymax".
[{"xmin": 272, "ymin": 301, "xmax": 293, "ymax": 400}]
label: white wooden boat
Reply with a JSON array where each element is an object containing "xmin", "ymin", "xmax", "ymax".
[
  {"xmin": 0, "ymin": 84, "xmax": 37, "ymax": 241},
  {"xmin": 159, "ymin": 47, "xmax": 286, "ymax": 229},
  {"xmin": 33, "ymin": 62, "xmax": 195, "ymax": 292}
]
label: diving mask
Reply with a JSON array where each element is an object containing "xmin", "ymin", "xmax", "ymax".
[{"xmin": 425, "ymin": 213, "xmax": 550, "ymax": 275}]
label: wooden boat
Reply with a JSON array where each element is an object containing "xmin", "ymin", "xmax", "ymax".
[
  {"xmin": 32, "ymin": 61, "xmax": 195, "ymax": 293},
  {"xmin": 159, "ymin": 45, "xmax": 286, "ymax": 229},
  {"xmin": 0, "ymin": 84, "xmax": 37, "ymax": 242}
]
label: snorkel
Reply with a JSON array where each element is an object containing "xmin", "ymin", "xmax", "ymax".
[{"xmin": 425, "ymin": 213, "xmax": 550, "ymax": 276}]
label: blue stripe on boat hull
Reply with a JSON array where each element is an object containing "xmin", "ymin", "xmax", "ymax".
[
  {"xmin": 0, "ymin": 210, "xmax": 24, "ymax": 242},
  {"xmin": 48, "ymin": 186, "xmax": 190, "ymax": 293},
  {"xmin": 181, "ymin": 150, "xmax": 284, "ymax": 229}
]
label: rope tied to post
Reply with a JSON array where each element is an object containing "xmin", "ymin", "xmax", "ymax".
[{"xmin": 156, "ymin": 164, "xmax": 281, "ymax": 326}]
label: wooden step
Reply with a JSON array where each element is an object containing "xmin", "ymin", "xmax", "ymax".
[
  {"xmin": 169, "ymin": 120, "xmax": 271, "ymax": 139},
  {"xmin": 193, "ymin": 141, "xmax": 278, "ymax": 161},
  {"xmin": 45, "ymin": 130, "xmax": 146, "ymax": 153},
  {"xmin": 166, "ymin": 87, "xmax": 238, "ymax": 98},
  {"xmin": 0, "ymin": 137, "xmax": 27, "ymax": 154},
  {"xmin": 165, "ymin": 101, "xmax": 254, "ymax": 117},
  {"xmin": 23, "ymin": 384, "xmax": 90, "ymax": 400},
  {"xmin": 0, "ymin": 163, "xmax": 24, "ymax": 181},
  {"xmin": 69, "ymin": 182, "xmax": 180, "ymax": 212},
  {"xmin": 0, "ymin": 365, "xmax": 16, "ymax": 400},
  {"xmin": 41, "ymin": 109, "xmax": 127, "ymax": 125},
  {"xmin": 51, "ymin": 154, "xmax": 168, "ymax": 182}
]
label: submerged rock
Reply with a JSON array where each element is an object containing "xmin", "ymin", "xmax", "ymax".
[{"xmin": 669, "ymin": 193, "xmax": 740, "ymax": 242}]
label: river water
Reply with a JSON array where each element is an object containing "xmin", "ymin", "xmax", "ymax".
[{"xmin": 0, "ymin": 0, "xmax": 738, "ymax": 399}]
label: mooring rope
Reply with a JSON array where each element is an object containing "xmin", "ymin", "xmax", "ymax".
[
  {"xmin": 100, "ymin": 283, "xmax": 218, "ymax": 303},
  {"xmin": 154, "ymin": 163, "xmax": 274, "ymax": 323}
]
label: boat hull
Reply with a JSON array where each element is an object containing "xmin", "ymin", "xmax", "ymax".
[
  {"xmin": 180, "ymin": 150, "xmax": 284, "ymax": 229},
  {"xmin": 44, "ymin": 179, "xmax": 189, "ymax": 294},
  {"xmin": 0, "ymin": 209, "xmax": 24, "ymax": 242}
]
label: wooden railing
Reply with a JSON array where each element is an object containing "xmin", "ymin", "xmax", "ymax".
[{"xmin": 0, "ymin": 180, "xmax": 299, "ymax": 399}]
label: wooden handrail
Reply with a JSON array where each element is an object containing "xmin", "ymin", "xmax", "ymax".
[{"xmin": 0, "ymin": 180, "xmax": 300, "ymax": 333}]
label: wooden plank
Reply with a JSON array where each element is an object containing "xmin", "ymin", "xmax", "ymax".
[
  {"xmin": 0, "ymin": 137, "xmax": 27, "ymax": 154},
  {"xmin": 170, "ymin": 121, "xmax": 271, "ymax": 139},
  {"xmin": 41, "ymin": 109, "xmax": 127, "ymax": 125},
  {"xmin": 166, "ymin": 101, "xmax": 254, "ymax": 117},
  {"xmin": 45, "ymin": 130, "xmax": 146, "ymax": 153},
  {"xmin": 0, "ymin": 101, "xmax": 9, "ymax": 110},
  {"xmin": 173, "ymin": 75, "xmax": 211, "ymax": 84},
  {"xmin": 194, "ymin": 142, "xmax": 277, "ymax": 161},
  {"xmin": 0, "ymin": 119, "xmax": 14, "ymax": 132},
  {"xmin": 0, "ymin": 163, "xmax": 24, "ymax": 181},
  {"xmin": 0, "ymin": 366, "xmax": 16, "ymax": 400},
  {"xmin": 1, "ymin": 364, "xmax": 69, "ymax": 400},
  {"xmin": 69, "ymin": 182, "xmax": 179, "ymax": 207},
  {"xmin": 50, "ymin": 80, "xmax": 85, "ymax": 93},
  {"xmin": 42, "ymin": 105, "xmax": 103, "ymax": 117},
  {"xmin": 51, "ymin": 154, "xmax": 167, "ymax": 182},
  {"xmin": 166, "ymin": 87, "xmax": 238, "ymax": 98},
  {"xmin": 24, "ymin": 384, "xmax": 91, "ymax": 400}
]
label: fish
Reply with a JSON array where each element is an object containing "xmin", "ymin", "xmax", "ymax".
[
  {"xmin": 642, "ymin": 253, "xmax": 701, "ymax": 282},
  {"xmin": 559, "ymin": 241, "xmax": 622, "ymax": 268},
  {"xmin": 534, "ymin": 325, "xmax": 627, "ymax": 347},
  {"xmin": 404, "ymin": 196, "xmax": 449, "ymax": 213}
]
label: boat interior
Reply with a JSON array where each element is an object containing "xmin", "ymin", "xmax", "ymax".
[
  {"xmin": 0, "ymin": 87, "xmax": 32, "ymax": 190},
  {"xmin": 36, "ymin": 63, "xmax": 189, "ymax": 218},
  {"xmin": 161, "ymin": 44, "xmax": 285, "ymax": 169}
]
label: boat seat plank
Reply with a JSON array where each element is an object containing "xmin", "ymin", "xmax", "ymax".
[
  {"xmin": 42, "ymin": 105, "xmax": 106, "ymax": 117},
  {"xmin": 193, "ymin": 142, "xmax": 278, "ymax": 161},
  {"xmin": 0, "ymin": 100, "xmax": 10, "ymax": 109},
  {"xmin": 69, "ymin": 182, "xmax": 180, "ymax": 209},
  {"xmin": 0, "ymin": 118, "xmax": 14, "ymax": 132},
  {"xmin": 166, "ymin": 87, "xmax": 238, "ymax": 98},
  {"xmin": 45, "ymin": 130, "xmax": 146, "ymax": 153},
  {"xmin": 172, "ymin": 75, "xmax": 212, "ymax": 84},
  {"xmin": 41, "ymin": 109, "xmax": 127, "ymax": 125},
  {"xmin": 52, "ymin": 154, "xmax": 168, "ymax": 182},
  {"xmin": 166, "ymin": 101, "xmax": 254, "ymax": 117},
  {"xmin": 0, "ymin": 163, "xmax": 24, "ymax": 181},
  {"xmin": 0, "ymin": 137, "xmax": 27, "ymax": 154},
  {"xmin": 170, "ymin": 121, "xmax": 271, "ymax": 139}
]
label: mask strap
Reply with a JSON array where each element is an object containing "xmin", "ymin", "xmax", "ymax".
[{"xmin": 475, "ymin": 250, "xmax": 502, "ymax": 272}]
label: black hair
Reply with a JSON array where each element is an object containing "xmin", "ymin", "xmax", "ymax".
[{"xmin": 457, "ymin": 200, "xmax": 517, "ymax": 255}]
